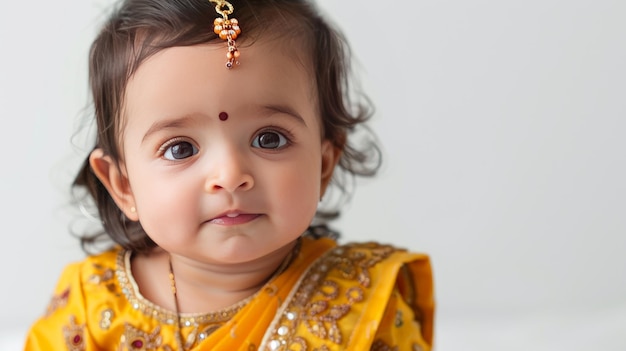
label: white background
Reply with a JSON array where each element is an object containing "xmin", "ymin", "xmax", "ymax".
[{"xmin": 1, "ymin": 0, "xmax": 625, "ymax": 350}]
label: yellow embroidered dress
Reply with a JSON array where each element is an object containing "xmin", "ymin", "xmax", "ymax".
[{"xmin": 25, "ymin": 237, "xmax": 434, "ymax": 350}]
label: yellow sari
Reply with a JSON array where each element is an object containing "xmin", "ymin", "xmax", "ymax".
[{"xmin": 25, "ymin": 236, "xmax": 434, "ymax": 350}]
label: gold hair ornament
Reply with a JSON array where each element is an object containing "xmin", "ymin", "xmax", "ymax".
[{"xmin": 211, "ymin": 0, "xmax": 242, "ymax": 69}]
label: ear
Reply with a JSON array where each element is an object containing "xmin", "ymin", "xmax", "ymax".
[
  {"xmin": 320, "ymin": 140, "xmax": 342, "ymax": 197},
  {"xmin": 89, "ymin": 148, "xmax": 139, "ymax": 221}
]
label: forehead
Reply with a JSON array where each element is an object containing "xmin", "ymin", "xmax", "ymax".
[{"xmin": 122, "ymin": 37, "xmax": 318, "ymax": 129}]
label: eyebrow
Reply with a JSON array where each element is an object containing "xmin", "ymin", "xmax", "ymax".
[
  {"xmin": 142, "ymin": 115, "xmax": 197, "ymax": 143},
  {"xmin": 262, "ymin": 104, "xmax": 308, "ymax": 127}
]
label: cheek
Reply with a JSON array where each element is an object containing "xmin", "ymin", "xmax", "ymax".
[
  {"xmin": 268, "ymin": 158, "xmax": 322, "ymax": 221},
  {"xmin": 125, "ymin": 164, "xmax": 199, "ymax": 239}
]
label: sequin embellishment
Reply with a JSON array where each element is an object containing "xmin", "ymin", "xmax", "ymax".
[
  {"xmin": 45, "ymin": 287, "xmax": 70, "ymax": 316},
  {"xmin": 262, "ymin": 242, "xmax": 398, "ymax": 350},
  {"xmin": 120, "ymin": 323, "xmax": 163, "ymax": 350},
  {"xmin": 63, "ymin": 316, "xmax": 86, "ymax": 351}
]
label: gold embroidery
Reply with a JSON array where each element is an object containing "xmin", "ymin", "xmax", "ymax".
[
  {"xmin": 289, "ymin": 336, "xmax": 308, "ymax": 350},
  {"xmin": 345, "ymin": 286, "xmax": 364, "ymax": 303},
  {"xmin": 119, "ymin": 323, "xmax": 163, "ymax": 351},
  {"xmin": 63, "ymin": 316, "xmax": 85, "ymax": 351},
  {"xmin": 198, "ymin": 324, "xmax": 221, "ymax": 341},
  {"xmin": 100, "ymin": 308, "xmax": 115, "ymax": 330},
  {"xmin": 116, "ymin": 250, "xmax": 247, "ymax": 326},
  {"xmin": 89, "ymin": 263, "xmax": 117, "ymax": 293},
  {"xmin": 394, "ymin": 310, "xmax": 404, "ymax": 328},
  {"xmin": 114, "ymin": 250, "xmax": 249, "ymax": 348},
  {"xmin": 45, "ymin": 287, "xmax": 70, "ymax": 316},
  {"xmin": 263, "ymin": 242, "xmax": 399, "ymax": 350},
  {"xmin": 304, "ymin": 300, "xmax": 350, "ymax": 343},
  {"xmin": 182, "ymin": 325, "xmax": 198, "ymax": 349}
]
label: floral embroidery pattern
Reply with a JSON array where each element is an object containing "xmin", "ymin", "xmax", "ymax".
[
  {"xmin": 89, "ymin": 263, "xmax": 117, "ymax": 294},
  {"xmin": 119, "ymin": 323, "xmax": 163, "ymax": 351},
  {"xmin": 263, "ymin": 242, "xmax": 398, "ymax": 350},
  {"xmin": 63, "ymin": 315, "xmax": 85, "ymax": 351},
  {"xmin": 301, "ymin": 288, "xmax": 358, "ymax": 344},
  {"xmin": 45, "ymin": 287, "xmax": 70, "ymax": 316}
]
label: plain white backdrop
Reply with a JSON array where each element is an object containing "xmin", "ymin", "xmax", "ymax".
[{"xmin": 1, "ymin": 0, "xmax": 625, "ymax": 350}]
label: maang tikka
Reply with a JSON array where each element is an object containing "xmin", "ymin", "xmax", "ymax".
[{"xmin": 210, "ymin": 0, "xmax": 242, "ymax": 69}]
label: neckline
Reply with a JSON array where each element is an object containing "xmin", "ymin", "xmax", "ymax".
[{"xmin": 115, "ymin": 249, "xmax": 252, "ymax": 326}]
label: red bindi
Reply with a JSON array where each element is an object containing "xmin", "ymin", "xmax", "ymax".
[{"xmin": 218, "ymin": 112, "xmax": 229, "ymax": 121}]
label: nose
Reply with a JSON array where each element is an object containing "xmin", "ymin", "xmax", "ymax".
[{"xmin": 204, "ymin": 147, "xmax": 254, "ymax": 194}]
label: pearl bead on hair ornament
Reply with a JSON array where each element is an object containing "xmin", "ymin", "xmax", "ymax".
[{"xmin": 211, "ymin": 0, "xmax": 242, "ymax": 69}]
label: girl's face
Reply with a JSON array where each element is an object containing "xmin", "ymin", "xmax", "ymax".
[{"xmin": 99, "ymin": 39, "xmax": 338, "ymax": 265}]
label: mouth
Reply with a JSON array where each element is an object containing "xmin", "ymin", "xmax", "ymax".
[{"xmin": 208, "ymin": 212, "xmax": 261, "ymax": 225}]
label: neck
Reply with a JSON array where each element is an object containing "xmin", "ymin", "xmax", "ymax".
[{"xmin": 168, "ymin": 240, "xmax": 298, "ymax": 313}]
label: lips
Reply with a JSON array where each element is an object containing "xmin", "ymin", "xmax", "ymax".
[{"xmin": 208, "ymin": 212, "xmax": 261, "ymax": 225}]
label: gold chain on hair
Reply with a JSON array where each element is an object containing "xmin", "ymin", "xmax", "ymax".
[{"xmin": 210, "ymin": 0, "xmax": 242, "ymax": 69}]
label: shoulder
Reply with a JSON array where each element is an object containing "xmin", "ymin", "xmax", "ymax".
[
  {"xmin": 320, "ymin": 241, "xmax": 432, "ymax": 287},
  {"xmin": 296, "ymin": 238, "xmax": 431, "ymax": 288},
  {"xmin": 263, "ymin": 240, "xmax": 434, "ymax": 349},
  {"xmin": 39, "ymin": 247, "xmax": 124, "ymax": 316},
  {"xmin": 296, "ymin": 239, "xmax": 432, "ymax": 292},
  {"xmin": 317, "ymin": 241, "xmax": 435, "ymax": 347},
  {"xmin": 25, "ymin": 247, "xmax": 127, "ymax": 349},
  {"xmin": 332, "ymin": 241, "xmax": 434, "ymax": 345},
  {"xmin": 56, "ymin": 247, "xmax": 122, "ymax": 291},
  {"xmin": 53, "ymin": 247, "xmax": 121, "ymax": 275}
]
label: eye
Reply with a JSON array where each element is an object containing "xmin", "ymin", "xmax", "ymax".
[
  {"xmin": 251, "ymin": 130, "xmax": 289, "ymax": 149},
  {"xmin": 162, "ymin": 140, "xmax": 198, "ymax": 160}
]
